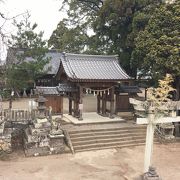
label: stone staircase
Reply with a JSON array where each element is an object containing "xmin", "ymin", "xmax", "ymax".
[{"xmin": 68, "ymin": 125, "xmax": 152, "ymax": 152}]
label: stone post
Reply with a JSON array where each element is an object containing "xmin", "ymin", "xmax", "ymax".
[{"xmin": 144, "ymin": 109, "xmax": 155, "ymax": 173}]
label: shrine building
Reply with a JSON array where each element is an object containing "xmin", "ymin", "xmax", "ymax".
[{"xmin": 51, "ymin": 53, "xmax": 132, "ymax": 120}]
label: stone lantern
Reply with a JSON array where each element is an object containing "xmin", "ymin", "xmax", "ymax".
[{"xmin": 36, "ymin": 95, "xmax": 48, "ymax": 119}]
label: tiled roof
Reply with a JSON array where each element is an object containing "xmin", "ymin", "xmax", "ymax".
[
  {"xmin": 35, "ymin": 84, "xmax": 78, "ymax": 95},
  {"xmin": 25, "ymin": 50, "xmax": 61, "ymax": 75},
  {"xmin": 6, "ymin": 49, "xmax": 61, "ymax": 75},
  {"xmin": 116, "ymin": 85, "xmax": 142, "ymax": 93},
  {"xmin": 43, "ymin": 51, "xmax": 61, "ymax": 75},
  {"xmin": 35, "ymin": 86, "xmax": 59, "ymax": 95},
  {"xmin": 60, "ymin": 53, "xmax": 130, "ymax": 82},
  {"xmin": 57, "ymin": 83, "xmax": 78, "ymax": 92}
]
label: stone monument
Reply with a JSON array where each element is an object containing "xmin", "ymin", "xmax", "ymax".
[{"xmin": 24, "ymin": 95, "xmax": 65, "ymax": 156}]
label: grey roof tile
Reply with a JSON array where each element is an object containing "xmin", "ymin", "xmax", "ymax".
[
  {"xmin": 57, "ymin": 83, "xmax": 78, "ymax": 92},
  {"xmin": 35, "ymin": 86, "xmax": 59, "ymax": 95},
  {"xmin": 60, "ymin": 53, "xmax": 130, "ymax": 82},
  {"xmin": 43, "ymin": 51, "xmax": 61, "ymax": 74}
]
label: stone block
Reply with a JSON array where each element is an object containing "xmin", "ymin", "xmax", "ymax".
[
  {"xmin": 49, "ymin": 137, "xmax": 64, "ymax": 147},
  {"xmin": 30, "ymin": 127, "xmax": 50, "ymax": 136},
  {"xmin": 36, "ymin": 118, "xmax": 48, "ymax": 124},
  {"xmin": 50, "ymin": 129, "xmax": 63, "ymax": 135},
  {"xmin": 0, "ymin": 122, "xmax": 5, "ymax": 135},
  {"xmin": 49, "ymin": 146, "xmax": 65, "ymax": 154},
  {"xmin": 34, "ymin": 122, "xmax": 43, "ymax": 129},
  {"xmin": 39, "ymin": 138, "xmax": 49, "ymax": 147},
  {"xmin": 24, "ymin": 146, "xmax": 50, "ymax": 157}
]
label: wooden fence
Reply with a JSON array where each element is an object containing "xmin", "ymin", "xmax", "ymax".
[{"xmin": 0, "ymin": 109, "xmax": 50, "ymax": 122}]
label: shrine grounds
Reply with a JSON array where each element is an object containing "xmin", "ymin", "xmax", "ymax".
[
  {"xmin": 0, "ymin": 143, "xmax": 180, "ymax": 180},
  {"xmin": 1, "ymin": 98, "xmax": 180, "ymax": 179}
]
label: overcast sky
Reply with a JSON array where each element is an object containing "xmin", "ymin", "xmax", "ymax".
[
  {"xmin": 1, "ymin": 0, "xmax": 65, "ymax": 39},
  {"xmin": 0, "ymin": 0, "xmax": 66, "ymax": 61}
]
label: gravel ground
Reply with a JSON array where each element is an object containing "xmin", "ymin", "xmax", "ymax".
[
  {"xmin": 0, "ymin": 144, "xmax": 180, "ymax": 180},
  {"xmin": 1, "ymin": 97, "xmax": 180, "ymax": 180}
]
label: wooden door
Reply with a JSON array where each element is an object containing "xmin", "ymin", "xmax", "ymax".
[
  {"xmin": 45, "ymin": 96, "xmax": 63, "ymax": 114},
  {"xmin": 116, "ymin": 94, "xmax": 132, "ymax": 112}
]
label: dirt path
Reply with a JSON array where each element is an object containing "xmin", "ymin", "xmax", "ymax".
[
  {"xmin": 1, "ymin": 97, "xmax": 180, "ymax": 180},
  {"xmin": 0, "ymin": 144, "xmax": 180, "ymax": 180}
]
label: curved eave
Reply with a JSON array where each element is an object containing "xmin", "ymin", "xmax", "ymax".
[{"xmin": 67, "ymin": 77, "xmax": 133, "ymax": 83}]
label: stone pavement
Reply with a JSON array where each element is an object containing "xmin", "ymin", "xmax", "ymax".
[{"xmin": 63, "ymin": 112, "xmax": 125, "ymax": 125}]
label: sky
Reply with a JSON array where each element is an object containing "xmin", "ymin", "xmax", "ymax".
[
  {"xmin": 1, "ymin": 0, "xmax": 65, "ymax": 39},
  {"xmin": 0, "ymin": 0, "xmax": 66, "ymax": 61}
]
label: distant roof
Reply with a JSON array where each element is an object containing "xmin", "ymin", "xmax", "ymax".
[
  {"xmin": 35, "ymin": 84, "xmax": 78, "ymax": 95},
  {"xmin": 35, "ymin": 86, "xmax": 59, "ymax": 95},
  {"xmin": 6, "ymin": 48, "xmax": 61, "ymax": 75},
  {"xmin": 60, "ymin": 53, "xmax": 130, "ymax": 82},
  {"xmin": 42, "ymin": 50, "xmax": 61, "ymax": 75},
  {"xmin": 24, "ymin": 50, "xmax": 62, "ymax": 75}
]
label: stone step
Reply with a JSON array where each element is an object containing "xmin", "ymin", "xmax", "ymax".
[
  {"xmin": 75, "ymin": 142, "xmax": 146, "ymax": 152},
  {"xmin": 69, "ymin": 129, "xmax": 146, "ymax": 138},
  {"xmin": 65, "ymin": 124, "xmax": 160, "ymax": 153},
  {"xmin": 72, "ymin": 135, "xmax": 146, "ymax": 146},
  {"xmin": 71, "ymin": 132, "xmax": 146, "ymax": 142},
  {"xmin": 73, "ymin": 139, "xmax": 146, "ymax": 151},
  {"xmin": 75, "ymin": 139, "xmax": 159, "ymax": 152},
  {"xmin": 69, "ymin": 126, "xmax": 146, "ymax": 135}
]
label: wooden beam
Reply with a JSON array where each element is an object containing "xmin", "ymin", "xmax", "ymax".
[{"xmin": 137, "ymin": 116, "xmax": 180, "ymax": 125}]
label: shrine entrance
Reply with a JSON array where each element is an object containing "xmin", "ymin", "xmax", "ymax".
[
  {"xmin": 57, "ymin": 83, "xmax": 116, "ymax": 120},
  {"xmin": 55, "ymin": 53, "xmax": 131, "ymax": 121}
]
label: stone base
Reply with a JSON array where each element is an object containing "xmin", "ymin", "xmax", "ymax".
[
  {"xmin": 143, "ymin": 167, "xmax": 162, "ymax": 180},
  {"xmin": 0, "ymin": 128, "xmax": 12, "ymax": 153},
  {"xmin": 23, "ymin": 127, "xmax": 65, "ymax": 157},
  {"xmin": 24, "ymin": 146, "xmax": 50, "ymax": 157},
  {"xmin": 49, "ymin": 146, "xmax": 65, "ymax": 154}
]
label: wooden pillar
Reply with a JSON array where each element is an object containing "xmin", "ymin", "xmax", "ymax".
[
  {"xmin": 78, "ymin": 86, "xmax": 83, "ymax": 120},
  {"xmin": 60, "ymin": 95, "xmax": 63, "ymax": 114},
  {"xmin": 69, "ymin": 93, "xmax": 72, "ymax": 115},
  {"xmin": 102, "ymin": 91, "xmax": 107, "ymax": 116},
  {"xmin": 73, "ymin": 95, "xmax": 77, "ymax": 117},
  {"xmin": 110, "ymin": 86, "xmax": 115, "ymax": 118},
  {"xmin": 145, "ymin": 88, "xmax": 148, "ymax": 100},
  {"xmin": 115, "ymin": 93, "xmax": 118, "ymax": 115},
  {"xmin": 75, "ymin": 98, "xmax": 79, "ymax": 117},
  {"xmin": 97, "ymin": 92, "xmax": 100, "ymax": 114}
]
